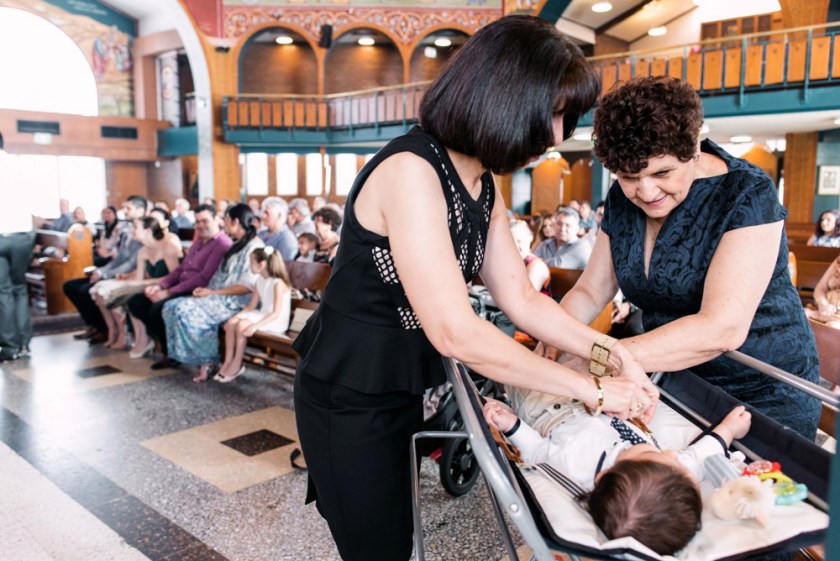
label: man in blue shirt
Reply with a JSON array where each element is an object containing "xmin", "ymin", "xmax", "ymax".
[
  {"xmin": 259, "ymin": 196, "xmax": 298, "ymax": 260},
  {"xmin": 534, "ymin": 207, "xmax": 592, "ymax": 269}
]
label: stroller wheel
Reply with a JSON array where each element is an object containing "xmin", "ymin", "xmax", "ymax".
[{"xmin": 439, "ymin": 436, "xmax": 480, "ymax": 497}]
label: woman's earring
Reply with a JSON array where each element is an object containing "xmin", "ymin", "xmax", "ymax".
[{"xmin": 694, "ymin": 153, "xmax": 700, "ymax": 161}]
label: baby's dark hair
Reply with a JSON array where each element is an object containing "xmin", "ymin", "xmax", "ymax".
[
  {"xmin": 251, "ymin": 247, "xmax": 291, "ymax": 286},
  {"xmin": 584, "ymin": 460, "xmax": 702, "ymax": 556}
]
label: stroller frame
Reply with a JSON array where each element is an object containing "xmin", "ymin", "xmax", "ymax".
[{"xmin": 411, "ymin": 353, "xmax": 840, "ymax": 561}]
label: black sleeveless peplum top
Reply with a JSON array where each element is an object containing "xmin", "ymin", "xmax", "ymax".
[{"xmin": 293, "ymin": 126, "xmax": 495, "ymax": 395}]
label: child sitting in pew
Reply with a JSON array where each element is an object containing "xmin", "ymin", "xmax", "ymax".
[
  {"xmin": 483, "ymin": 386, "xmax": 752, "ymax": 556},
  {"xmin": 214, "ymin": 246, "xmax": 292, "ymax": 382}
]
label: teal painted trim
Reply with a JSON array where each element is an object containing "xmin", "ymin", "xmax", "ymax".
[
  {"xmin": 830, "ymin": 0, "xmax": 840, "ymax": 22},
  {"xmin": 225, "ymin": 123, "xmax": 414, "ymax": 149},
  {"xmin": 157, "ymin": 127, "xmax": 198, "ymax": 157},
  {"xmin": 537, "ymin": 0, "xmax": 572, "ymax": 23},
  {"xmin": 44, "ymin": 0, "xmax": 136, "ymax": 36},
  {"xmin": 699, "ymin": 86, "xmax": 840, "ymax": 118},
  {"xmin": 577, "ymin": 84, "xmax": 840, "ymax": 128},
  {"xmin": 590, "ymin": 159, "xmax": 609, "ymax": 205},
  {"xmin": 239, "ymin": 145, "xmax": 381, "ymax": 155}
]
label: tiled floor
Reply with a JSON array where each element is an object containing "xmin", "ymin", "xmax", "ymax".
[{"xmin": 0, "ymin": 332, "xmax": 523, "ymax": 561}]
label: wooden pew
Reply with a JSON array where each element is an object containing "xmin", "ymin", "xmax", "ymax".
[
  {"xmin": 240, "ymin": 260, "xmax": 331, "ymax": 375},
  {"xmin": 26, "ymin": 225, "xmax": 93, "ymax": 314},
  {"xmin": 810, "ymin": 319, "xmax": 840, "ymax": 438},
  {"xmin": 548, "ymin": 267, "xmax": 613, "ymax": 334},
  {"xmin": 284, "ymin": 259, "xmax": 332, "ymax": 293},
  {"xmin": 788, "ymin": 243, "xmax": 840, "ymax": 304}
]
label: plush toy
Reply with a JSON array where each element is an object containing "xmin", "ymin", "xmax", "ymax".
[{"xmin": 708, "ymin": 476, "xmax": 776, "ymax": 527}]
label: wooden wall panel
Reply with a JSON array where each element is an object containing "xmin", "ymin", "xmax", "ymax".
[
  {"xmin": 833, "ymin": 37, "xmax": 840, "ymax": 78},
  {"xmin": 601, "ymin": 64, "xmax": 618, "ymax": 96},
  {"xmin": 650, "ymin": 58, "xmax": 666, "ymax": 77},
  {"xmin": 133, "ymin": 30, "xmax": 184, "ymax": 120},
  {"xmin": 0, "ymin": 109, "xmax": 169, "ymax": 161},
  {"xmin": 764, "ymin": 42, "xmax": 786, "ymax": 84},
  {"xmin": 784, "ymin": 132, "xmax": 818, "ymax": 228},
  {"xmin": 667, "ymin": 57, "xmax": 683, "ymax": 80},
  {"xmin": 787, "ymin": 39, "xmax": 807, "ymax": 82},
  {"xmin": 702, "ymin": 50, "xmax": 723, "ymax": 90},
  {"xmin": 569, "ymin": 158, "xmax": 593, "ymax": 206},
  {"xmin": 617, "ymin": 62, "xmax": 632, "ymax": 84},
  {"xmin": 685, "ymin": 53, "xmax": 702, "ymax": 89},
  {"xmin": 635, "ymin": 59, "xmax": 650, "ymax": 78},
  {"xmin": 531, "ymin": 159, "xmax": 566, "ymax": 215},
  {"xmin": 745, "ymin": 45, "xmax": 764, "ymax": 85},
  {"xmin": 106, "ymin": 162, "xmax": 149, "ymax": 207},
  {"xmin": 778, "ymin": 0, "xmax": 829, "ymax": 28},
  {"xmin": 240, "ymin": 43, "xmax": 318, "ymax": 95},
  {"xmin": 741, "ymin": 146, "xmax": 778, "ymax": 185},
  {"xmin": 324, "ymin": 43, "xmax": 403, "ymax": 94},
  {"xmin": 809, "ymin": 36, "xmax": 831, "ymax": 79},
  {"xmin": 147, "ymin": 159, "xmax": 185, "ymax": 206},
  {"xmin": 204, "ymin": 43, "xmax": 244, "ymax": 205},
  {"xmin": 724, "ymin": 48, "xmax": 742, "ymax": 88}
]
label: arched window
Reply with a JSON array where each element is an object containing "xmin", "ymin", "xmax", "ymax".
[
  {"xmin": 0, "ymin": 8, "xmax": 104, "ymax": 220},
  {"xmin": 0, "ymin": 7, "xmax": 98, "ymax": 115}
]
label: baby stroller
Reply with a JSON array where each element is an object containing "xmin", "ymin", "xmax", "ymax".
[
  {"xmin": 417, "ymin": 372, "xmax": 503, "ymax": 497},
  {"xmin": 411, "ymin": 354, "xmax": 837, "ymax": 561}
]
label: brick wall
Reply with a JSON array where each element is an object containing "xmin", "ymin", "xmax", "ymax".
[{"xmin": 240, "ymin": 43, "xmax": 319, "ymax": 95}]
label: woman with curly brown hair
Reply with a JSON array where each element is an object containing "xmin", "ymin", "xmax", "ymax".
[{"xmin": 559, "ymin": 75, "xmax": 820, "ymax": 440}]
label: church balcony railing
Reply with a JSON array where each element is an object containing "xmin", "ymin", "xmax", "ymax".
[{"xmin": 221, "ymin": 21, "xmax": 840, "ymax": 146}]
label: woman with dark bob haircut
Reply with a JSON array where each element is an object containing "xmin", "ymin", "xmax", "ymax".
[
  {"xmin": 292, "ymin": 16, "xmax": 656, "ymax": 561},
  {"xmin": 559, "ymin": 75, "xmax": 820, "ymax": 440}
]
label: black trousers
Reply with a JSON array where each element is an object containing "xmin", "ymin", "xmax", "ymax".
[
  {"xmin": 0, "ymin": 231, "xmax": 36, "ymax": 349},
  {"xmin": 294, "ymin": 372, "xmax": 423, "ymax": 561},
  {"xmin": 126, "ymin": 292, "xmax": 187, "ymax": 354},
  {"xmin": 63, "ymin": 277, "xmax": 106, "ymax": 332}
]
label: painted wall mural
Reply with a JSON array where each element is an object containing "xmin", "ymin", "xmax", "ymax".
[
  {"xmin": 223, "ymin": 6, "xmax": 499, "ymax": 42},
  {"xmin": 224, "ymin": 0, "xmax": 501, "ymax": 9},
  {"xmin": 0, "ymin": 0, "xmax": 135, "ymax": 117}
]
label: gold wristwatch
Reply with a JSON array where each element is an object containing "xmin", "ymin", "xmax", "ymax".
[{"xmin": 589, "ymin": 334, "xmax": 618, "ymax": 377}]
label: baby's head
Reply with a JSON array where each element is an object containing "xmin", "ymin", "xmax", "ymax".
[
  {"xmin": 586, "ymin": 455, "xmax": 702, "ymax": 555},
  {"xmin": 297, "ymin": 232, "xmax": 318, "ymax": 255}
]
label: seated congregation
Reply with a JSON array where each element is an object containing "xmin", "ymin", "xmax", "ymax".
[{"xmin": 56, "ymin": 194, "xmax": 336, "ymax": 382}]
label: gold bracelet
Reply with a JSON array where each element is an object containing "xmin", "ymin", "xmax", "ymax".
[
  {"xmin": 589, "ymin": 334, "xmax": 618, "ymax": 377},
  {"xmin": 582, "ymin": 375, "xmax": 604, "ymax": 416}
]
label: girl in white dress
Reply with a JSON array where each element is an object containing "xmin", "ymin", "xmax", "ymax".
[{"xmin": 214, "ymin": 246, "xmax": 292, "ymax": 382}]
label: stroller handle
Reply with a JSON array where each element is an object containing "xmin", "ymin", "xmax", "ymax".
[{"xmin": 725, "ymin": 351, "xmax": 839, "ymax": 408}]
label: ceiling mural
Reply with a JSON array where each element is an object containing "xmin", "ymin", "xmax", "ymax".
[{"xmin": 223, "ymin": 5, "xmax": 500, "ymax": 42}]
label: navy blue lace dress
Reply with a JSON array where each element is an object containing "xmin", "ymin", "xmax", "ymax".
[{"xmin": 602, "ymin": 139, "xmax": 820, "ymax": 439}]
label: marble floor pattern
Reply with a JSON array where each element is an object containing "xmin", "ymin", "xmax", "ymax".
[{"xmin": 0, "ymin": 332, "xmax": 529, "ymax": 561}]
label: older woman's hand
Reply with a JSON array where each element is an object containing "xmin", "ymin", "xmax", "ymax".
[
  {"xmin": 612, "ymin": 345, "xmax": 659, "ymax": 419},
  {"xmin": 597, "ymin": 376, "xmax": 653, "ymax": 419}
]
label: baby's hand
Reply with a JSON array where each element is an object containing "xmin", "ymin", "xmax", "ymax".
[
  {"xmin": 483, "ymin": 399, "xmax": 517, "ymax": 433},
  {"xmin": 720, "ymin": 405, "xmax": 752, "ymax": 439}
]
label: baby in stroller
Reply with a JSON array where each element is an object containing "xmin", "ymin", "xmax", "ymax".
[{"xmin": 483, "ymin": 386, "xmax": 752, "ymax": 556}]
